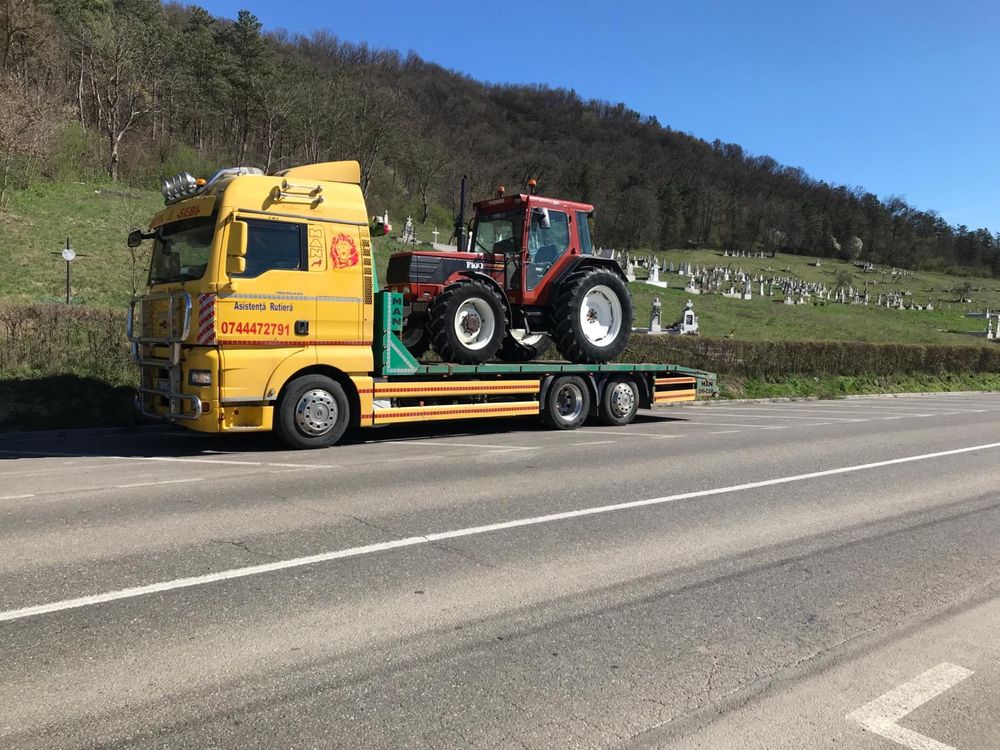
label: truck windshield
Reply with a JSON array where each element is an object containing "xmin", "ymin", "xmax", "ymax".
[
  {"xmin": 472, "ymin": 210, "xmax": 523, "ymax": 254},
  {"xmin": 148, "ymin": 213, "xmax": 218, "ymax": 285}
]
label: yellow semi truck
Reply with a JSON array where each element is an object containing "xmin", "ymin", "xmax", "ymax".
[{"xmin": 127, "ymin": 161, "xmax": 715, "ymax": 449}]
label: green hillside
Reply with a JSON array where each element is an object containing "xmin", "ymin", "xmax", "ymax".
[{"xmin": 3, "ymin": 180, "xmax": 997, "ymax": 348}]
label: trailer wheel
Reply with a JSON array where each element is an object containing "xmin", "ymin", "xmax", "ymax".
[
  {"xmin": 541, "ymin": 375, "xmax": 591, "ymax": 430},
  {"xmin": 274, "ymin": 375, "xmax": 350, "ymax": 449},
  {"xmin": 598, "ymin": 377, "xmax": 639, "ymax": 426},
  {"xmin": 429, "ymin": 279, "xmax": 507, "ymax": 364},
  {"xmin": 551, "ymin": 267, "xmax": 633, "ymax": 363}
]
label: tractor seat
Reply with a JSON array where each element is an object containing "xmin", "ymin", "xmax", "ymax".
[{"xmin": 533, "ymin": 244, "xmax": 559, "ymax": 265}]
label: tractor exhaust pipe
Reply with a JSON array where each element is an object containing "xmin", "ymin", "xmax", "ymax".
[{"xmin": 455, "ymin": 175, "xmax": 467, "ymax": 252}]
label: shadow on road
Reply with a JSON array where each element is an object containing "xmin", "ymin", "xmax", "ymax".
[{"xmin": 0, "ymin": 410, "xmax": 691, "ymax": 461}]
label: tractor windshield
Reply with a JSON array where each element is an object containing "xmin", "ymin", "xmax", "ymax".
[
  {"xmin": 472, "ymin": 210, "xmax": 523, "ymax": 255},
  {"xmin": 148, "ymin": 213, "xmax": 218, "ymax": 285}
]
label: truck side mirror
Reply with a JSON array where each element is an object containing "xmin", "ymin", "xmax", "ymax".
[{"xmin": 226, "ymin": 220, "xmax": 248, "ymax": 278}]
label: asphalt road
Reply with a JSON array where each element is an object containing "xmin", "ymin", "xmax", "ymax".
[{"xmin": 2, "ymin": 392, "xmax": 1000, "ymax": 749}]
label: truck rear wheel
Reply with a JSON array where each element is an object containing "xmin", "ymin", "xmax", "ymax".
[
  {"xmin": 429, "ymin": 280, "xmax": 507, "ymax": 364},
  {"xmin": 551, "ymin": 268, "xmax": 633, "ymax": 363},
  {"xmin": 598, "ymin": 377, "xmax": 639, "ymax": 426},
  {"xmin": 274, "ymin": 375, "xmax": 350, "ymax": 449},
  {"xmin": 541, "ymin": 375, "xmax": 591, "ymax": 430}
]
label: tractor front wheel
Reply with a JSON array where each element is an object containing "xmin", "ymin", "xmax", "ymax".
[
  {"xmin": 497, "ymin": 331, "xmax": 551, "ymax": 362},
  {"xmin": 428, "ymin": 280, "xmax": 507, "ymax": 364},
  {"xmin": 552, "ymin": 268, "xmax": 633, "ymax": 363}
]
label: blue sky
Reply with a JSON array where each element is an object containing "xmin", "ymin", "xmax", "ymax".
[{"xmin": 196, "ymin": 0, "xmax": 1000, "ymax": 233}]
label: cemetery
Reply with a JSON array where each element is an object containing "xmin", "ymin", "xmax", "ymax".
[{"xmin": 591, "ymin": 247, "xmax": 1000, "ymax": 347}]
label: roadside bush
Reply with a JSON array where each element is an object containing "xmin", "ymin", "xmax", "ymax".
[
  {"xmin": 617, "ymin": 336, "xmax": 1000, "ymax": 378},
  {"xmin": 0, "ymin": 302, "xmax": 133, "ymax": 386}
]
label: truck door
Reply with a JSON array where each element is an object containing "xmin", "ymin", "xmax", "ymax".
[
  {"xmin": 215, "ymin": 216, "xmax": 313, "ymax": 403},
  {"xmin": 312, "ymin": 223, "xmax": 365, "ymax": 345}
]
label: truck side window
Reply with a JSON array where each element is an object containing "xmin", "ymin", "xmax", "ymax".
[
  {"xmin": 237, "ymin": 219, "xmax": 305, "ymax": 278},
  {"xmin": 576, "ymin": 211, "xmax": 593, "ymax": 255}
]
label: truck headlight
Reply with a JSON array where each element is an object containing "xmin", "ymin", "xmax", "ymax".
[{"xmin": 188, "ymin": 369, "xmax": 212, "ymax": 386}]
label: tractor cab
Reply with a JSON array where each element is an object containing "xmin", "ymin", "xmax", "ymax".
[
  {"xmin": 385, "ymin": 186, "xmax": 631, "ymax": 365},
  {"xmin": 470, "ymin": 192, "xmax": 595, "ymax": 304}
]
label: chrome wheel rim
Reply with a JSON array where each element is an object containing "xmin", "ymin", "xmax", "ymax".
[
  {"xmin": 555, "ymin": 382, "xmax": 585, "ymax": 422},
  {"xmin": 294, "ymin": 389, "xmax": 338, "ymax": 436},
  {"xmin": 608, "ymin": 381, "xmax": 636, "ymax": 418},
  {"xmin": 580, "ymin": 285, "xmax": 623, "ymax": 347},
  {"xmin": 454, "ymin": 298, "xmax": 496, "ymax": 350}
]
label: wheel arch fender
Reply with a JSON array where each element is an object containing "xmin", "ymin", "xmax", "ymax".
[
  {"xmin": 272, "ymin": 364, "xmax": 362, "ymax": 429},
  {"xmin": 451, "ymin": 270, "xmax": 512, "ymax": 322},
  {"xmin": 549, "ymin": 256, "xmax": 627, "ymax": 295}
]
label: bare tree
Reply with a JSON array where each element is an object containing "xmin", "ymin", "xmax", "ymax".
[
  {"xmin": 86, "ymin": 12, "xmax": 158, "ymax": 180},
  {"xmin": 0, "ymin": 73, "xmax": 57, "ymax": 207}
]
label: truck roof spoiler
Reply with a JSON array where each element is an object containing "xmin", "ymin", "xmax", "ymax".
[{"xmin": 277, "ymin": 161, "xmax": 361, "ymax": 185}]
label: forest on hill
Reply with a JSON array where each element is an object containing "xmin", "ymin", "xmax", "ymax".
[{"xmin": 2, "ymin": 0, "xmax": 998, "ymax": 275}]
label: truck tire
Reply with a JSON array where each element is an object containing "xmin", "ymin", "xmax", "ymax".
[
  {"xmin": 497, "ymin": 332, "xmax": 551, "ymax": 362},
  {"xmin": 428, "ymin": 279, "xmax": 507, "ymax": 364},
  {"xmin": 551, "ymin": 268, "xmax": 633, "ymax": 363},
  {"xmin": 598, "ymin": 377, "xmax": 639, "ymax": 426},
  {"xmin": 273, "ymin": 375, "xmax": 350, "ymax": 449},
  {"xmin": 541, "ymin": 375, "xmax": 591, "ymax": 430}
]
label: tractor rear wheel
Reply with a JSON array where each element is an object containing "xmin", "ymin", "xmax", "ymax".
[
  {"xmin": 428, "ymin": 279, "xmax": 507, "ymax": 364},
  {"xmin": 497, "ymin": 331, "xmax": 551, "ymax": 362},
  {"xmin": 551, "ymin": 268, "xmax": 633, "ymax": 363}
]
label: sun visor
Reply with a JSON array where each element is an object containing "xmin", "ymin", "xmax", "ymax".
[{"xmin": 279, "ymin": 161, "xmax": 361, "ymax": 185}]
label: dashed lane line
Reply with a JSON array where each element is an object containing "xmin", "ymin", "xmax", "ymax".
[{"xmin": 3, "ymin": 440, "xmax": 999, "ymax": 624}]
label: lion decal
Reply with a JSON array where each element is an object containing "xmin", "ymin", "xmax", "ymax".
[{"xmin": 330, "ymin": 233, "xmax": 359, "ymax": 269}]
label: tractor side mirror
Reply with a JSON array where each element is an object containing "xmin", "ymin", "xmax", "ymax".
[
  {"xmin": 533, "ymin": 207, "xmax": 551, "ymax": 229},
  {"xmin": 127, "ymin": 229, "xmax": 144, "ymax": 248},
  {"xmin": 226, "ymin": 220, "xmax": 248, "ymax": 276}
]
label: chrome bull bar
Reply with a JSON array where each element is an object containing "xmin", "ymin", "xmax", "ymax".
[{"xmin": 128, "ymin": 290, "xmax": 202, "ymax": 421}]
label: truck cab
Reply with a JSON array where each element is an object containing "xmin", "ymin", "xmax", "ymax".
[{"xmin": 128, "ymin": 161, "xmax": 376, "ymax": 436}]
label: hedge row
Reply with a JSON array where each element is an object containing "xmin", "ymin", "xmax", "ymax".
[
  {"xmin": 616, "ymin": 335, "xmax": 1000, "ymax": 378},
  {"xmin": 2, "ymin": 303, "xmax": 998, "ymax": 384},
  {"xmin": 0, "ymin": 303, "xmax": 134, "ymax": 385}
]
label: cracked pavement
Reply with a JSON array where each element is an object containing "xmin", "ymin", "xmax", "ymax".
[{"xmin": 2, "ymin": 393, "xmax": 1000, "ymax": 748}]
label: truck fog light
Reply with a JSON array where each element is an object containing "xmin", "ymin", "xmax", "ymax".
[{"xmin": 189, "ymin": 369, "xmax": 212, "ymax": 386}]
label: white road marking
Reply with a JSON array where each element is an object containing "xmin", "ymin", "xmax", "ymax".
[
  {"xmin": 114, "ymin": 456, "xmax": 333, "ymax": 469},
  {"xmin": 578, "ymin": 430, "xmax": 678, "ymax": 439},
  {"xmin": 847, "ymin": 662, "xmax": 974, "ymax": 750},
  {"xmin": 694, "ymin": 410, "xmax": 863, "ymax": 422},
  {"xmin": 670, "ymin": 421, "xmax": 790, "ymax": 430},
  {"xmin": 115, "ymin": 477, "xmax": 205, "ymax": 489},
  {"xmin": 709, "ymin": 430, "xmax": 741, "ymax": 435},
  {"xmin": 2, "ymin": 441, "xmax": 1000, "ymax": 624},
  {"xmin": 0, "ymin": 494, "xmax": 35, "ymax": 501},
  {"xmin": 376, "ymin": 439, "xmax": 533, "ymax": 451},
  {"xmin": 569, "ymin": 440, "xmax": 617, "ymax": 446}
]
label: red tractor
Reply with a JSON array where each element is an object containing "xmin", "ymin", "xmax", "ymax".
[{"xmin": 385, "ymin": 187, "xmax": 633, "ymax": 364}]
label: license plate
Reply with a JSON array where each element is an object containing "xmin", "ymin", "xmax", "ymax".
[{"xmin": 156, "ymin": 378, "xmax": 171, "ymax": 394}]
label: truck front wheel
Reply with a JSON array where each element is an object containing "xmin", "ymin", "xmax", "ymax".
[{"xmin": 274, "ymin": 375, "xmax": 350, "ymax": 449}]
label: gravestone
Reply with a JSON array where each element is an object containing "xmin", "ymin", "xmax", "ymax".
[
  {"xmin": 680, "ymin": 300, "xmax": 699, "ymax": 335},
  {"xmin": 649, "ymin": 297, "xmax": 662, "ymax": 333},
  {"xmin": 401, "ymin": 215, "xmax": 416, "ymax": 243}
]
